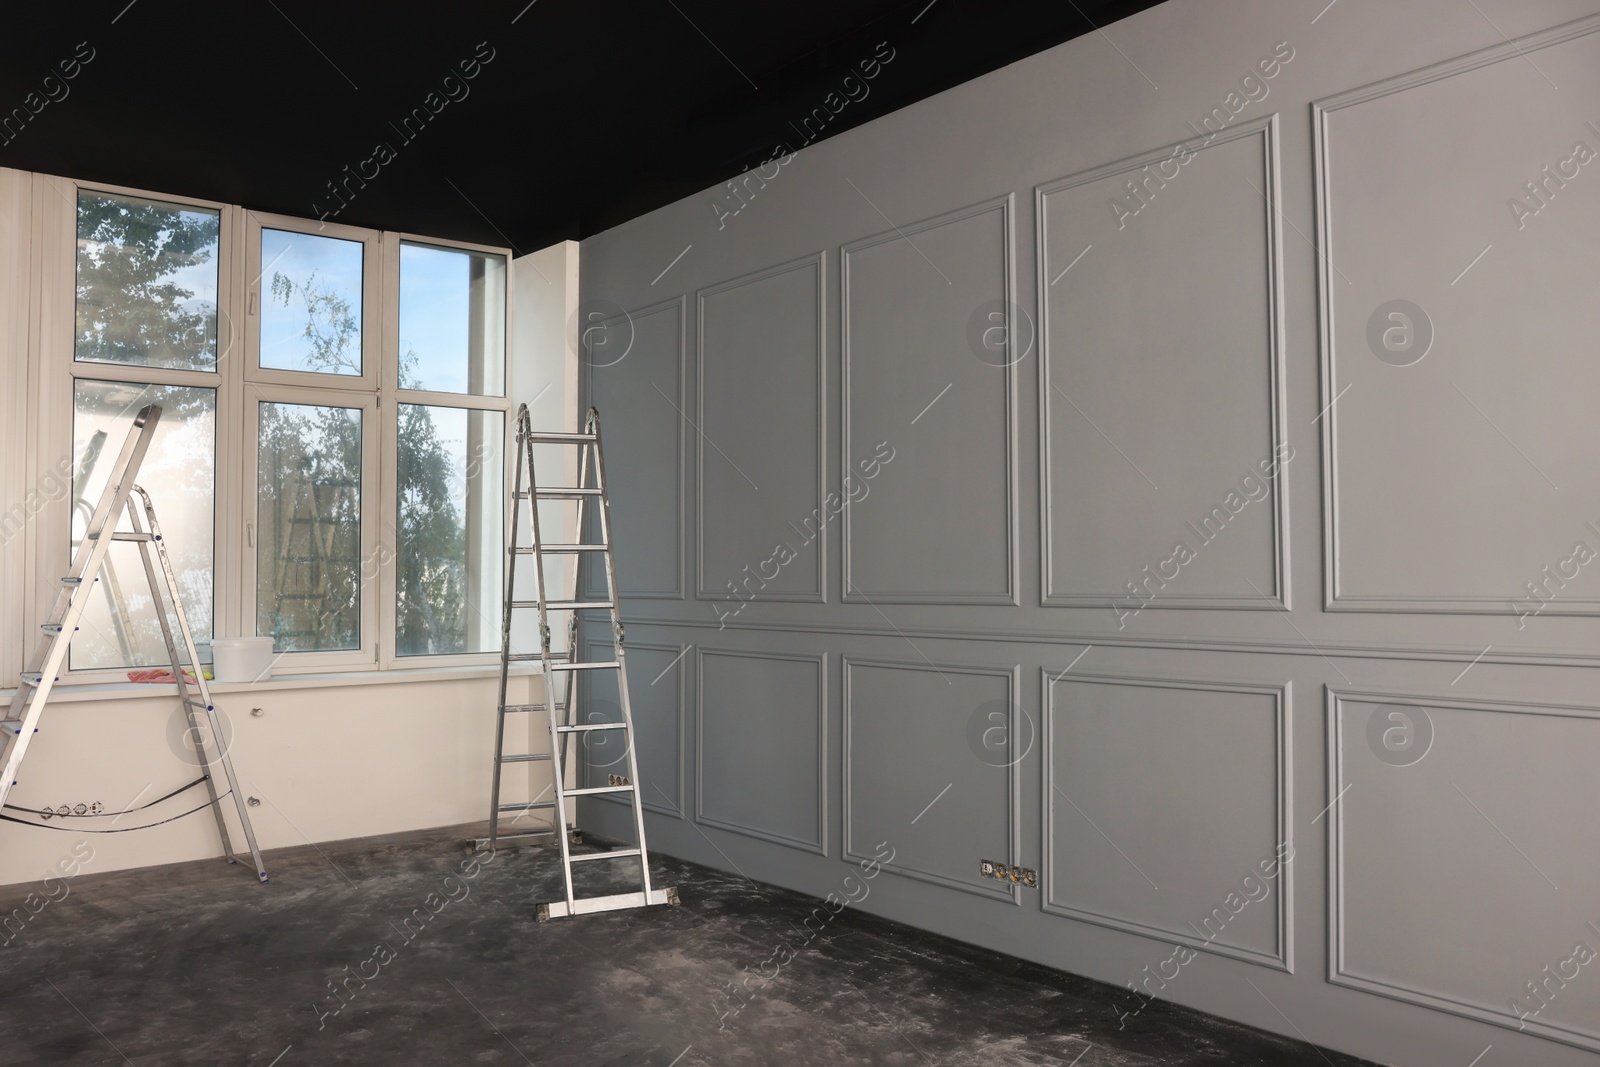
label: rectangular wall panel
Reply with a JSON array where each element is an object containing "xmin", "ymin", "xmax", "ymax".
[
  {"xmin": 1329, "ymin": 688, "xmax": 1600, "ymax": 1051},
  {"xmin": 587, "ymin": 298, "xmax": 685, "ymax": 599},
  {"xmin": 1046, "ymin": 671, "xmax": 1291, "ymax": 970},
  {"xmin": 842, "ymin": 196, "xmax": 1015, "ymax": 604},
  {"xmin": 1038, "ymin": 117, "xmax": 1288, "ymax": 612},
  {"xmin": 1316, "ymin": 15, "xmax": 1600, "ymax": 613},
  {"xmin": 696, "ymin": 647, "xmax": 825, "ymax": 853},
  {"xmin": 696, "ymin": 255, "xmax": 824, "ymax": 604},
  {"xmin": 843, "ymin": 658, "xmax": 1019, "ymax": 901},
  {"xmin": 578, "ymin": 639, "xmax": 685, "ymax": 818}
]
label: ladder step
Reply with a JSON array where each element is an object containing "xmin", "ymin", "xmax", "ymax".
[
  {"xmin": 556, "ymin": 722, "xmax": 626, "ymax": 734},
  {"xmin": 1, "ymin": 721, "xmax": 30, "ymax": 736},
  {"xmin": 517, "ymin": 488, "xmax": 602, "ymax": 499},
  {"xmin": 183, "ymin": 699, "xmax": 213, "ymax": 711},
  {"xmin": 109, "ymin": 532, "xmax": 155, "ymax": 542},
  {"xmin": 515, "ymin": 600, "xmax": 614, "ymax": 611},
  {"xmin": 501, "ymin": 703, "xmax": 567, "ymax": 714},
  {"xmin": 61, "ymin": 576, "xmax": 85, "ymax": 586},
  {"xmin": 564, "ymin": 784, "xmax": 634, "ymax": 797},
  {"xmin": 19, "ymin": 673, "xmax": 46, "ymax": 687},
  {"xmin": 540, "ymin": 544, "xmax": 607, "ymax": 553},
  {"xmin": 569, "ymin": 848, "xmax": 641, "ymax": 863},
  {"xmin": 525, "ymin": 432, "xmax": 597, "ymax": 443},
  {"xmin": 498, "ymin": 753, "xmax": 552, "ymax": 763},
  {"xmin": 550, "ymin": 661, "xmax": 620, "ymax": 672},
  {"xmin": 40, "ymin": 623, "xmax": 74, "ymax": 635},
  {"xmin": 498, "ymin": 801, "xmax": 557, "ymax": 813},
  {"xmin": 538, "ymin": 887, "xmax": 678, "ymax": 920}
]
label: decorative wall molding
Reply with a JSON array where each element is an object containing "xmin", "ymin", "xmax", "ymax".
[
  {"xmin": 694, "ymin": 646, "xmax": 827, "ymax": 855},
  {"xmin": 840, "ymin": 192, "xmax": 1019, "ymax": 606},
  {"xmin": 1312, "ymin": 12, "xmax": 1600, "ymax": 615},
  {"xmin": 580, "ymin": 638, "xmax": 686, "ymax": 819},
  {"xmin": 1043, "ymin": 668, "xmax": 1292, "ymax": 972},
  {"xmin": 694, "ymin": 252, "xmax": 827, "ymax": 605},
  {"xmin": 1035, "ymin": 114, "xmax": 1289, "ymax": 612},
  {"xmin": 589, "ymin": 295, "xmax": 687, "ymax": 601},
  {"xmin": 841, "ymin": 655, "xmax": 1022, "ymax": 903},
  {"xmin": 1325, "ymin": 684, "xmax": 1600, "ymax": 1052},
  {"xmin": 613, "ymin": 611, "xmax": 1600, "ymax": 670}
]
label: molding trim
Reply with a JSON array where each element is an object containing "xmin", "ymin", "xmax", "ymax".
[
  {"xmin": 1313, "ymin": 12, "xmax": 1600, "ymax": 615},
  {"xmin": 1325, "ymin": 684, "xmax": 1600, "ymax": 1052},
  {"xmin": 841, "ymin": 655, "xmax": 1022, "ymax": 904},
  {"xmin": 589, "ymin": 295, "xmax": 687, "ymax": 601},
  {"xmin": 1035, "ymin": 114, "xmax": 1290, "ymax": 612},
  {"xmin": 840, "ymin": 192, "xmax": 1019, "ymax": 606},
  {"xmin": 580, "ymin": 638, "xmax": 686, "ymax": 819},
  {"xmin": 694, "ymin": 252, "xmax": 827, "ymax": 605},
  {"xmin": 612, "ymin": 611, "xmax": 1600, "ymax": 669},
  {"xmin": 1044, "ymin": 668, "xmax": 1293, "ymax": 973},
  {"xmin": 694, "ymin": 645, "xmax": 827, "ymax": 855}
]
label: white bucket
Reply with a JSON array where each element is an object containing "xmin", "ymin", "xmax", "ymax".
[{"xmin": 211, "ymin": 637, "xmax": 277, "ymax": 683}]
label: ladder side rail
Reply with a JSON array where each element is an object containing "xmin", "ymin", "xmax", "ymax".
[
  {"xmin": 524, "ymin": 408, "xmax": 576, "ymax": 909},
  {"xmin": 123, "ymin": 491, "xmax": 236, "ymax": 862},
  {"xmin": 488, "ymin": 414, "xmax": 529, "ymax": 851},
  {"xmin": 135, "ymin": 487, "xmax": 268, "ymax": 882},
  {"xmin": 4, "ymin": 410, "xmax": 161, "ymax": 803},
  {"xmin": 560, "ymin": 440, "xmax": 593, "ymax": 800},
  {"xmin": 587, "ymin": 409, "xmax": 655, "ymax": 897}
]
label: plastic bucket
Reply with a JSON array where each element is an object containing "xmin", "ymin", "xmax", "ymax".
[{"xmin": 210, "ymin": 637, "xmax": 276, "ymax": 683}]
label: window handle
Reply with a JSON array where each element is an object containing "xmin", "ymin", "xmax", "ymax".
[
  {"xmin": 246, "ymin": 521, "xmax": 255, "ymax": 548},
  {"xmin": 248, "ymin": 291, "xmax": 258, "ymax": 316}
]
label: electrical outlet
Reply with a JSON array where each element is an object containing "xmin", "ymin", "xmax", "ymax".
[
  {"xmin": 608, "ymin": 774, "xmax": 631, "ymax": 786},
  {"xmin": 39, "ymin": 801, "xmax": 102, "ymax": 820},
  {"xmin": 979, "ymin": 859, "xmax": 1037, "ymax": 888}
]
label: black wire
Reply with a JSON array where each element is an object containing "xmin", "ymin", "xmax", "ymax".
[
  {"xmin": 0, "ymin": 792, "xmax": 232, "ymax": 834},
  {"xmin": 2, "ymin": 776, "xmax": 210, "ymax": 817}
]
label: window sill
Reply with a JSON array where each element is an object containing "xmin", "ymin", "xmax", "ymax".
[{"xmin": 1, "ymin": 663, "xmax": 540, "ymax": 705}]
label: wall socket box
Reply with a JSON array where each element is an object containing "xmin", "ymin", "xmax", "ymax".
[{"xmin": 979, "ymin": 859, "xmax": 1036, "ymax": 888}]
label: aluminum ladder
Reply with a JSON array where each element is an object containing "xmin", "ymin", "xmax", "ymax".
[
  {"xmin": 487, "ymin": 404, "xmax": 676, "ymax": 920},
  {"xmin": 0, "ymin": 404, "xmax": 267, "ymax": 882}
]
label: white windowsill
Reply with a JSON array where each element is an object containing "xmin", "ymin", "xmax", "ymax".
[{"xmin": 1, "ymin": 663, "xmax": 541, "ymax": 705}]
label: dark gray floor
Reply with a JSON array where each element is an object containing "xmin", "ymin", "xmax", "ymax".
[{"xmin": 0, "ymin": 826, "xmax": 1375, "ymax": 1066}]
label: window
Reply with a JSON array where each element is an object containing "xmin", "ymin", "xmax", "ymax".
[
  {"xmin": 69, "ymin": 190, "xmax": 221, "ymax": 670},
  {"xmin": 36, "ymin": 181, "xmax": 516, "ymax": 679}
]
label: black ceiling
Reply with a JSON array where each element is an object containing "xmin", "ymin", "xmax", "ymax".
[{"xmin": 0, "ymin": 0, "xmax": 1163, "ymax": 253}]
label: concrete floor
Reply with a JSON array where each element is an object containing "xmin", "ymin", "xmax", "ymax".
[{"xmin": 0, "ymin": 826, "xmax": 1375, "ymax": 1066}]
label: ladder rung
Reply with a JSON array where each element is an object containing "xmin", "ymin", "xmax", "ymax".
[
  {"xmin": 556, "ymin": 722, "xmax": 626, "ymax": 733},
  {"xmin": 506, "ymin": 654, "xmax": 551, "ymax": 663},
  {"xmin": 540, "ymin": 544, "xmax": 607, "ymax": 553},
  {"xmin": 109, "ymin": 532, "xmax": 155, "ymax": 542},
  {"xmin": 40, "ymin": 624, "xmax": 71, "ymax": 635},
  {"xmin": 61, "ymin": 576, "xmax": 84, "ymax": 586},
  {"xmin": 183, "ymin": 699, "xmax": 213, "ymax": 711},
  {"xmin": 501, "ymin": 703, "xmax": 568, "ymax": 714},
  {"xmin": 564, "ymin": 784, "xmax": 633, "ymax": 797},
  {"xmin": 19, "ymin": 673, "xmax": 46, "ymax": 687},
  {"xmin": 520, "ymin": 488, "xmax": 602, "ymax": 499},
  {"xmin": 538, "ymin": 887, "xmax": 677, "ymax": 920},
  {"xmin": 498, "ymin": 753, "xmax": 552, "ymax": 763},
  {"xmin": 550, "ymin": 661, "xmax": 619, "ymax": 672},
  {"xmin": 498, "ymin": 801, "xmax": 557, "ymax": 812},
  {"xmin": 1, "ymin": 721, "xmax": 30, "ymax": 736},
  {"xmin": 543, "ymin": 600, "xmax": 615, "ymax": 611},
  {"xmin": 525, "ymin": 432, "xmax": 597, "ymax": 443},
  {"xmin": 568, "ymin": 848, "xmax": 641, "ymax": 863}
]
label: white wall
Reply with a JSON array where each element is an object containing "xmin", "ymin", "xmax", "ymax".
[
  {"xmin": 0, "ymin": 233, "xmax": 578, "ymax": 887},
  {"xmin": 576, "ymin": 2, "xmax": 1600, "ymax": 1064}
]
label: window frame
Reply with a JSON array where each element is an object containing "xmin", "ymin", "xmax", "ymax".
[
  {"xmin": 23, "ymin": 173, "xmax": 516, "ymax": 683},
  {"xmin": 379, "ymin": 231, "xmax": 514, "ymax": 669}
]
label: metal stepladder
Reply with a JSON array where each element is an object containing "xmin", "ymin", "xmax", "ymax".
[
  {"xmin": 0, "ymin": 404, "xmax": 267, "ymax": 882},
  {"xmin": 486, "ymin": 404, "xmax": 676, "ymax": 920}
]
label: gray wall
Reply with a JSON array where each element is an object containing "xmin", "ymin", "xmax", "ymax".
[{"xmin": 576, "ymin": 2, "xmax": 1600, "ymax": 1063}]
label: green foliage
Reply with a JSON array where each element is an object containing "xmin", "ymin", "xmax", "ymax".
[{"xmin": 74, "ymin": 193, "xmax": 218, "ymax": 372}]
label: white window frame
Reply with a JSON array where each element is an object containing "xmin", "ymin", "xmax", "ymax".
[
  {"xmin": 22, "ymin": 172, "xmax": 516, "ymax": 683},
  {"xmin": 32, "ymin": 174, "xmax": 238, "ymax": 683},
  {"xmin": 379, "ymin": 232, "xmax": 514, "ymax": 669}
]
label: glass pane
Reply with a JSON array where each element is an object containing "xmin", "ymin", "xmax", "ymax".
[
  {"xmin": 259, "ymin": 229, "xmax": 363, "ymax": 376},
  {"xmin": 257, "ymin": 402, "xmax": 362, "ymax": 651},
  {"xmin": 398, "ymin": 242, "xmax": 506, "ymax": 396},
  {"xmin": 75, "ymin": 192, "xmax": 220, "ymax": 371},
  {"xmin": 71, "ymin": 381, "xmax": 215, "ymax": 670},
  {"xmin": 396, "ymin": 405, "xmax": 504, "ymax": 655}
]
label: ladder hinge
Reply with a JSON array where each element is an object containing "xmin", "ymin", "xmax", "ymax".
[{"xmin": 613, "ymin": 621, "xmax": 625, "ymax": 646}]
